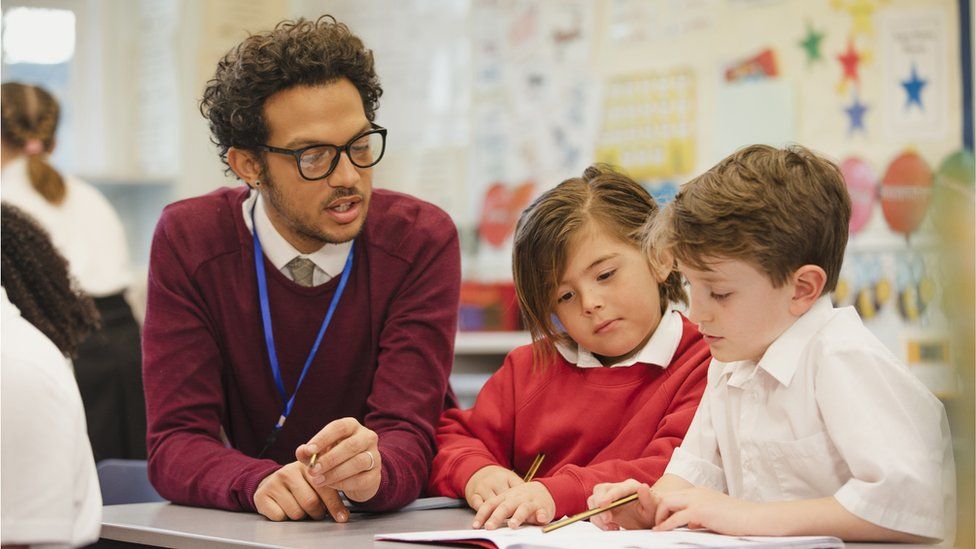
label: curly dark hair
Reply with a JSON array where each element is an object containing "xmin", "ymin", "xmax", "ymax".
[
  {"xmin": 200, "ymin": 15, "xmax": 383, "ymax": 174},
  {"xmin": 1, "ymin": 204, "xmax": 99, "ymax": 358}
]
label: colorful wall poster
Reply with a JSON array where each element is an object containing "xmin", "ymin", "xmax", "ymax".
[
  {"xmin": 596, "ymin": 69, "xmax": 696, "ymax": 180},
  {"xmin": 879, "ymin": 7, "xmax": 950, "ymax": 141},
  {"xmin": 606, "ymin": 0, "xmax": 716, "ymax": 45}
]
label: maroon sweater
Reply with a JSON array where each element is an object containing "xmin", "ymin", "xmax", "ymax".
[{"xmin": 142, "ymin": 187, "xmax": 460, "ymax": 512}]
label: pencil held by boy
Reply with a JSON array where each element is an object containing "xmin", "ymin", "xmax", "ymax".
[
  {"xmin": 427, "ymin": 165, "xmax": 711, "ymax": 530},
  {"xmin": 587, "ymin": 144, "xmax": 955, "ymax": 543}
]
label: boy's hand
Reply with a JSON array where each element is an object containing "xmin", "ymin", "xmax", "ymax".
[
  {"xmin": 254, "ymin": 461, "xmax": 349, "ymax": 522},
  {"xmin": 464, "ymin": 465, "xmax": 524, "ymax": 511},
  {"xmin": 472, "ymin": 481, "xmax": 555, "ymax": 530},
  {"xmin": 587, "ymin": 479, "xmax": 658, "ymax": 530},
  {"xmin": 653, "ymin": 487, "xmax": 763, "ymax": 535}
]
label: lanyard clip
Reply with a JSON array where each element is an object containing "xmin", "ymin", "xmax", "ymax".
[{"xmin": 257, "ymin": 416, "xmax": 287, "ymax": 459}]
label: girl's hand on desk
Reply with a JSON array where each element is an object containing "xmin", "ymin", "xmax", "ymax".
[
  {"xmin": 254, "ymin": 461, "xmax": 349, "ymax": 522},
  {"xmin": 652, "ymin": 487, "xmax": 761, "ymax": 535},
  {"xmin": 473, "ymin": 481, "xmax": 555, "ymax": 530},
  {"xmin": 588, "ymin": 479, "xmax": 658, "ymax": 530},
  {"xmin": 464, "ymin": 465, "xmax": 524, "ymax": 511}
]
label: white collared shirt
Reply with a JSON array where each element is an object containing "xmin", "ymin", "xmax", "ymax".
[
  {"xmin": 241, "ymin": 190, "xmax": 352, "ymax": 287},
  {"xmin": 665, "ymin": 297, "xmax": 955, "ymax": 540},
  {"xmin": 1, "ymin": 288, "xmax": 102, "ymax": 547},
  {"xmin": 1, "ymin": 157, "xmax": 131, "ymax": 296},
  {"xmin": 555, "ymin": 309, "xmax": 683, "ymax": 368}
]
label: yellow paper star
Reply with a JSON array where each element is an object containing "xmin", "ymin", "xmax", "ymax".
[{"xmin": 832, "ymin": 0, "xmax": 889, "ymax": 37}]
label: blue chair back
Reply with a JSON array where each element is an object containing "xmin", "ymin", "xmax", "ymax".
[{"xmin": 96, "ymin": 459, "xmax": 166, "ymax": 505}]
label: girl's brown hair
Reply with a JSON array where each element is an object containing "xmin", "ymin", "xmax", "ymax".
[
  {"xmin": 512, "ymin": 164, "xmax": 687, "ymax": 368},
  {"xmin": 0, "ymin": 82, "xmax": 66, "ymax": 204},
  {"xmin": 1, "ymin": 204, "xmax": 99, "ymax": 358}
]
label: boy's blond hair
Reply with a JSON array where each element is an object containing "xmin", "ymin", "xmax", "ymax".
[
  {"xmin": 513, "ymin": 164, "xmax": 686, "ymax": 368},
  {"xmin": 647, "ymin": 144, "xmax": 851, "ymax": 292}
]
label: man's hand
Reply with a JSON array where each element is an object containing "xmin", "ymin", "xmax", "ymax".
[
  {"xmin": 587, "ymin": 478, "xmax": 658, "ymax": 531},
  {"xmin": 297, "ymin": 417, "xmax": 382, "ymax": 503},
  {"xmin": 253, "ymin": 461, "xmax": 348, "ymax": 522},
  {"xmin": 463, "ymin": 465, "xmax": 524, "ymax": 512},
  {"xmin": 472, "ymin": 481, "xmax": 555, "ymax": 530},
  {"xmin": 652, "ymin": 487, "xmax": 763, "ymax": 535}
]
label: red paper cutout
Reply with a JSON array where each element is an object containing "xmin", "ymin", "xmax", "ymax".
[
  {"xmin": 837, "ymin": 38, "xmax": 862, "ymax": 87},
  {"xmin": 880, "ymin": 151, "xmax": 932, "ymax": 236},
  {"xmin": 725, "ymin": 48, "xmax": 779, "ymax": 82},
  {"xmin": 479, "ymin": 181, "xmax": 535, "ymax": 247}
]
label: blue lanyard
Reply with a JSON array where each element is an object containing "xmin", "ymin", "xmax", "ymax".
[{"xmin": 250, "ymin": 204, "xmax": 354, "ymax": 451}]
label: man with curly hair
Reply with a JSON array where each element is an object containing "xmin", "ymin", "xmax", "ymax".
[{"xmin": 142, "ymin": 15, "xmax": 460, "ymax": 520}]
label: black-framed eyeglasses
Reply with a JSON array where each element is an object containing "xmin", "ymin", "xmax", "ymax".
[{"xmin": 257, "ymin": 124, "xmax": 387, "ymax": 181}]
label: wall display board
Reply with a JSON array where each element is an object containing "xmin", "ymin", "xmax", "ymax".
[
  {"xmin": 595, "ymin": 69, "xmax": 696, "ymax": 180},
  {"xmin": 291, "ymin": 0, "xmax": 967, "ymax": 392}
]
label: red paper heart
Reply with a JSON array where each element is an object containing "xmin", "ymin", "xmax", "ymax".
[{"xmin": 479, "ymin": 181, "xmax": 535, "ymax": 247}]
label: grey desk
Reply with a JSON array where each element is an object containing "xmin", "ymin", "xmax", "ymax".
[
  {"xmin": 101, "ymin": 503, "xmax": 947, "ymax": 549},
  {"xmin": 101, "ymin": 502, "xmax": 474, "ymax": 548}
]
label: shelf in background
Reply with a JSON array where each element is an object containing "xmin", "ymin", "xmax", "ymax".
[
  {"xmin": 449, "ymin": 373, "xmax": 493, "ymax": 408},
  {"xmin": 455, "ymin": 331, "xmax": 531, "ymax": 354}
]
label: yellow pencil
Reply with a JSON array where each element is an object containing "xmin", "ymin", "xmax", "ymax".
[
  {"xmin": 522, "ymin": 453, "xmax": 545, "ymax": 482},
  {"xmin": 542, "ymin": 492, "xmax": 638, "ymax": 533}
]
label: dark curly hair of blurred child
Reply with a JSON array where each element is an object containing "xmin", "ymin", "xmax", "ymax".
[{"xmin": 1, "ymin": 203, "xmax": 99, "ymax": 357}]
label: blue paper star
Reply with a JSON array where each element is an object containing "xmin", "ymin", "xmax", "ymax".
[
  {"xmin": 845, "ymin": 92, "xmax": 869, "ymax": 134},
  {"xmin": 901, "ymin": 63, "xmax": 927, "ymax": 109}
]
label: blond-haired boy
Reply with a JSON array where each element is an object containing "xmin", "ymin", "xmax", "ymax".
[{"xmin": 588, "ymin": 145, "xmax": 954, "ymax": 542}]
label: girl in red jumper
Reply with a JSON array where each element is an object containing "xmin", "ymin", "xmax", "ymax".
[{"xmin": 428, "ymin": 165, "xmax": 711, "ymax": 530}]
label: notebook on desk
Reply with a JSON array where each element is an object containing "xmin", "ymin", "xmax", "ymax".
[{"xmin": 376, "ymin": 521, "xmax": 844, "ymax": 549}]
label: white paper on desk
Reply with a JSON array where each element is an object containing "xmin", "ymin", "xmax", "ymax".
[{"xmin": 375, "ymin": 521, "xmax": 844, "ymax": 549}]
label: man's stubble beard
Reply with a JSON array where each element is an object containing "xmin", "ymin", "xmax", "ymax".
[{"xmin": 261, "ymin": 169, "xmax": 367, "ymax": 245}]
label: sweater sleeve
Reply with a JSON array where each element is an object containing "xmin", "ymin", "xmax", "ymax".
[
  {"xmin": 427, "ymin": 352, "xmax": 521, "ymax": 499},
  {"xmin": 535, "ymin": 356, "xmax": 709, "ymax": 517},
  {"xmin": 143, "ymin": 213, "xmax": 280, "ymax": 511},
  {"xmin": 353, "ymin": 220, "xmax": 461, "ymax": 512}
]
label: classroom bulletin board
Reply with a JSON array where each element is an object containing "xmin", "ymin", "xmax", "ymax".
[{"xmin": 298, "ymin": 0, "xmax": 970, "ymax": 392}]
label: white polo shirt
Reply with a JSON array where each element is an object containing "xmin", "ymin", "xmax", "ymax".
[
  {"xmin": 0, "ymin": 288, "xmax": 102, "ymax": 547},
  {"xmin": 556, "ymin": 309, "xmax": 684, "ymax": 368},
  {"xmin": 665, "ymin": 297, "xmax": 954, "ymax": 540}
]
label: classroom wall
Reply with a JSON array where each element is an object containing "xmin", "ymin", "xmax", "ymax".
[
  {"xmin": 1, "ymin": 0, "xmax": 969, "ymax": 385},
  {"xmin": 285, "ymin": 0, "xmax": 968, "ymax": 391},
  {"xmin": 1, "ymin": 1, "xmax": 971, "ymax": 538}
]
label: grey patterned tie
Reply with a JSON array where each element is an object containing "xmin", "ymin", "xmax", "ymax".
[{"xmin": 285, "ymin": 257, "xmax": 316, "ymax": 287}]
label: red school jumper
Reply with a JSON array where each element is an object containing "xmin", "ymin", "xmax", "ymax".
[{"xmin": 428, "ymin": 315, "xmax": 710, "ymax": 517}]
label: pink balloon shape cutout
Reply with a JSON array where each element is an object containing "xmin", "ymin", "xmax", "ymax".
[{"xmin": 840, "ymin": 157, "xmax": 877, "ymax": 235}]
